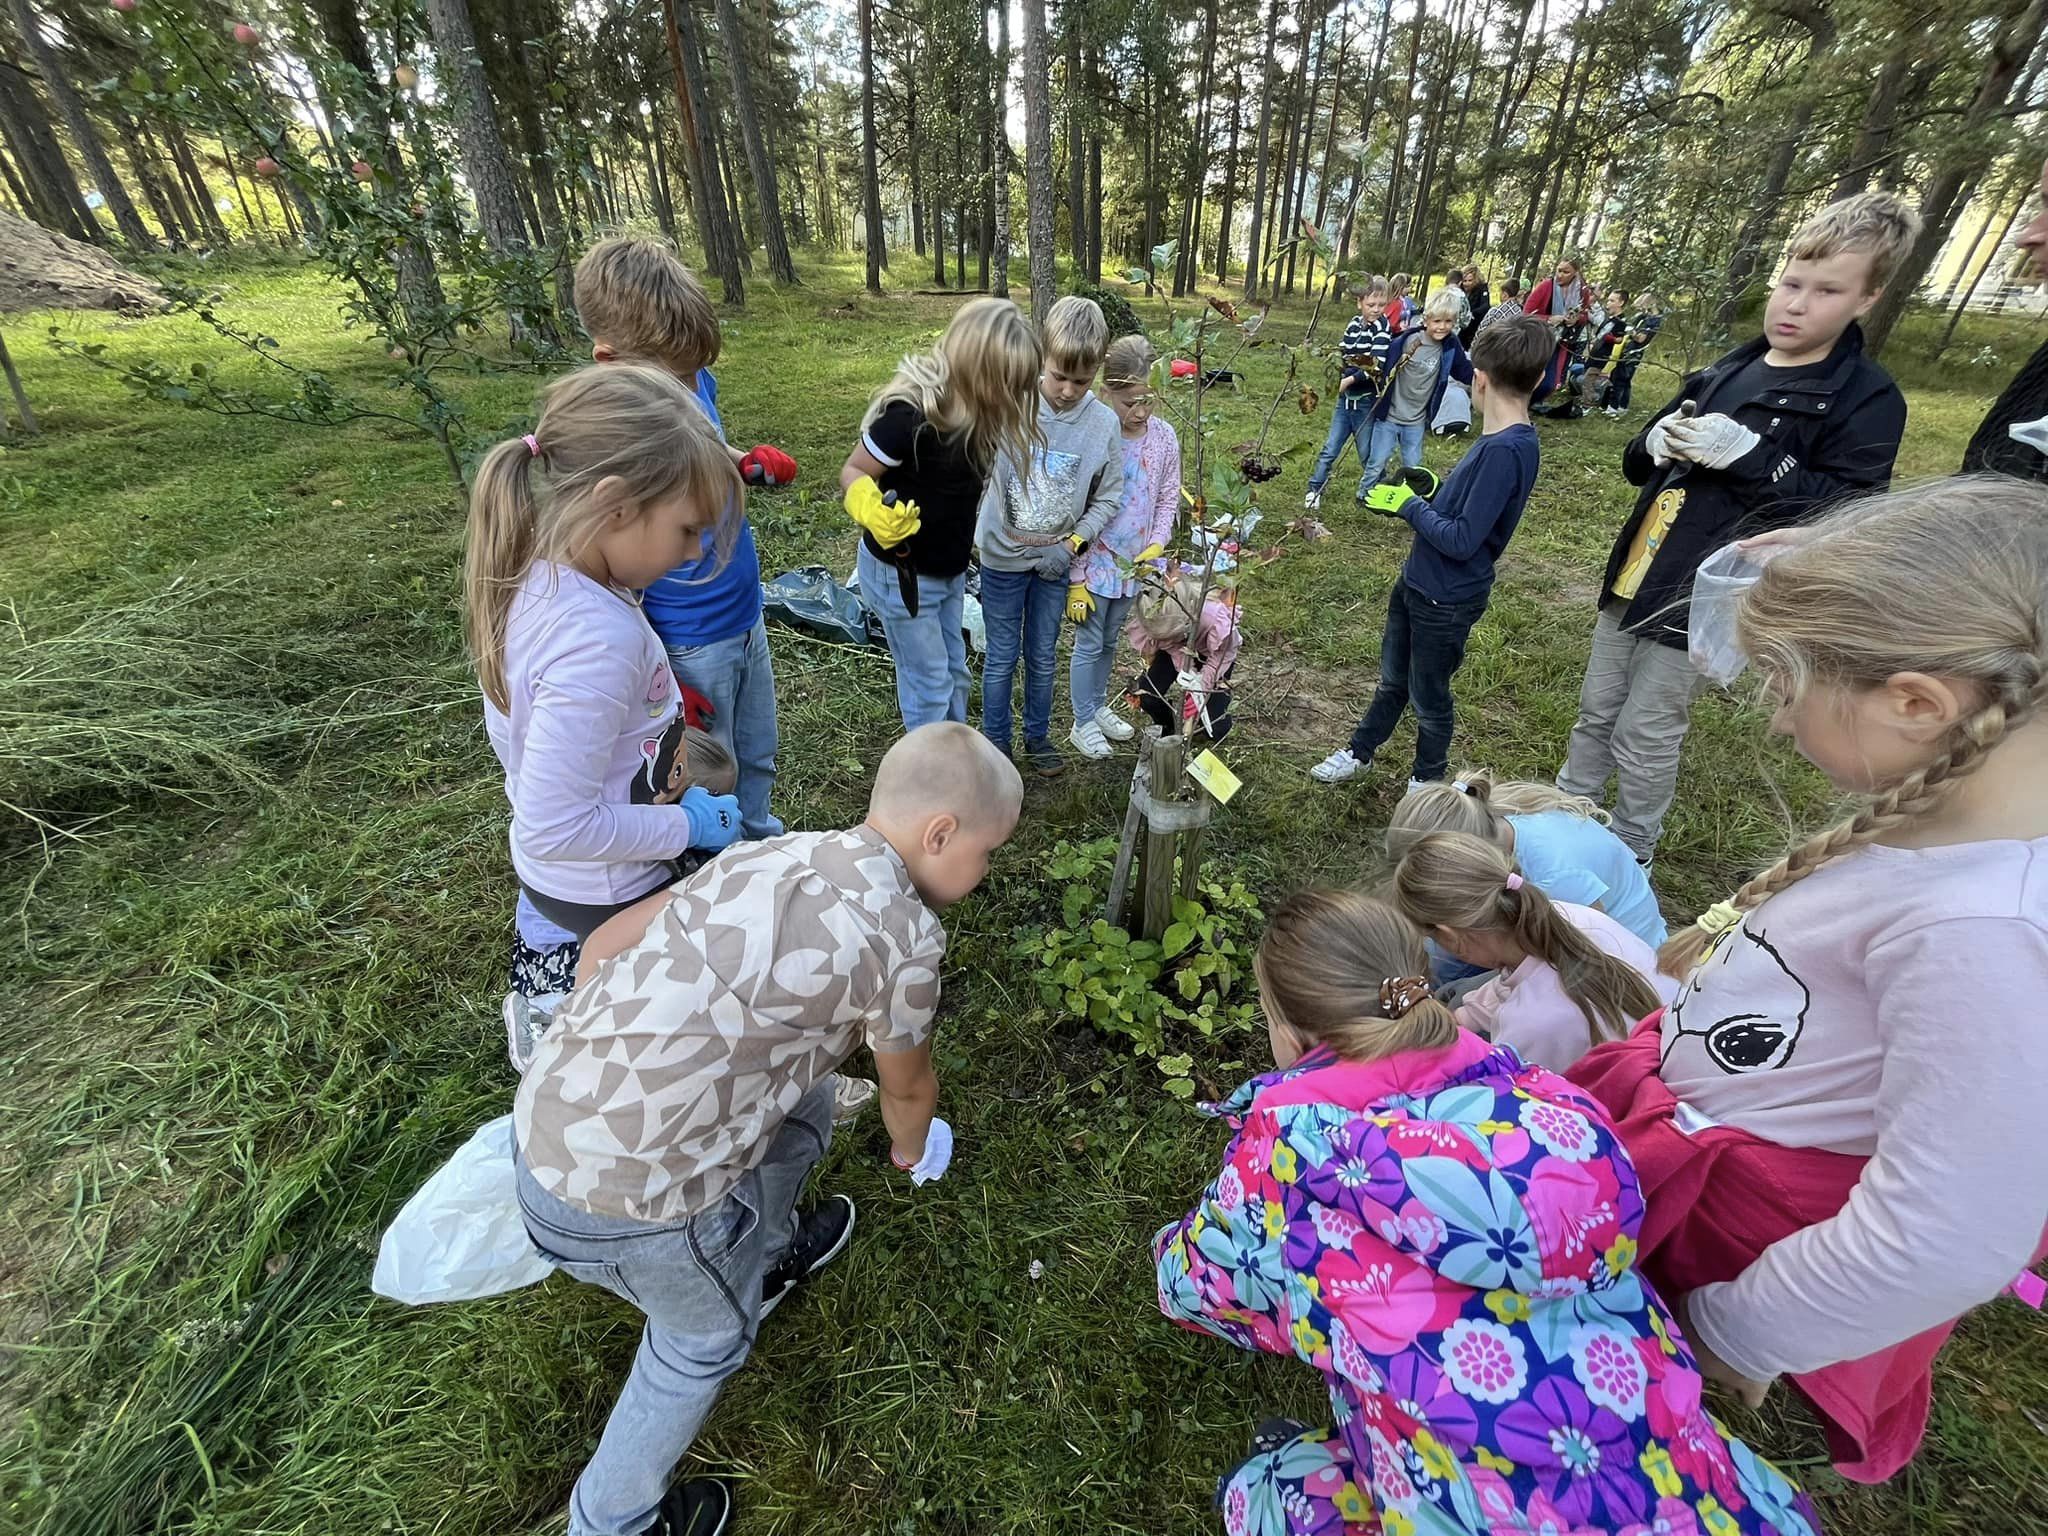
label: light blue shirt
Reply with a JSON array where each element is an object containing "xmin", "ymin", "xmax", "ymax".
[{"xmin": 1508, "ymin": 810, "xmax": 1667, "ymax": 948}]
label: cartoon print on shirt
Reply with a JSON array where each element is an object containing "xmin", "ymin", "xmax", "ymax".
[
  {"xmin": 1662, "ymin": 921, "xmax": 1812, "ymax": 1074},
  {"xmin": 1002, "ymin": 446, "xmax": 1086, "ymax": 541},
  {"xmin": 643, "ymin": 663, "xmax": 672, "ymax": 718},
  {"xmin": 633, "ymin": 715, "xmax": 690, "ymax": 805}
]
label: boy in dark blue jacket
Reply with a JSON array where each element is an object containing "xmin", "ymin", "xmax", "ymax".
[
  {"xmin": 1360, "ymin": 289, "xmax": 1475, "ymax": 495},
  {"xmin": 1310, "ymin": 316, "xmax": 1554, "ymax": 788}
]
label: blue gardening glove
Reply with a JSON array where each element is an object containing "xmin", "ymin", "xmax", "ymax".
[
  {"xmin": 1363, "ymin": 481, "xmax": 1416, "ymax": 518},
  {"xmin": 680, "ymin": 785, "xmax": 742, "ymax": 851}
]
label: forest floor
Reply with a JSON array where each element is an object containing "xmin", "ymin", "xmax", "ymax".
[{"xmin": 1, "ymin": 249, "xmax": 2044, "ymax": 1536}]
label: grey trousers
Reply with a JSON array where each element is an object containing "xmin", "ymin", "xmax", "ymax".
[
  {"xmin": 515, "ymin": 1079, "xmax": 835, "ymax": 1536},
  {"xmin": 1557, "ymin": 604, "xmax": 1705, "ymax": 860}
]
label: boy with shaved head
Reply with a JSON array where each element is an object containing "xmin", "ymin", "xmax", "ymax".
[{"xmin": 514, "ymin": 721, "xmax": 1022, "ymax": 1536}]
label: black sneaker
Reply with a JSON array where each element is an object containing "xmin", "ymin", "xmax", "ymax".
[
  {"xmin": 656, "ymin": 1475, "xmax": 733, "ymax": 1536},
  {"xmin": 1023, "ymin": 738, "xmax": 1066, "ymax": 778},
  {"xmin": 759, "ymin": 1193, "xmax": 856, "ymax": 1318}
]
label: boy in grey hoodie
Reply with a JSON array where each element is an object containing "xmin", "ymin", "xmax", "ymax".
[{"xmin": 975, "ymin": 295, "xmax": 1124, "ymax": 776}]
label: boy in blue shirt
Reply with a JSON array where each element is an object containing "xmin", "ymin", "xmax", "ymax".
[
  {"xmin": 574, "ymin": 237, "xmax": 799, "ymax": 842},
  {"xmin": 1310, "ymin": 315, "xmax": 1554, "ymax": 789}
]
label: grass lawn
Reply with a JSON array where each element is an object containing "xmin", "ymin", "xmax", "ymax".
[{"xmin": 2, "ymin": 249, "xmax": 2044, "ymax": 1536}]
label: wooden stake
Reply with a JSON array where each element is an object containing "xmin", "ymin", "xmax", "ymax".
[
  {"xmin": 1139, "ymin": 732, "xmax": 1187, "ymax": 939},
  {"xmin": 0, "ymin": 329, "xmax": 36, "ymax": 435}
]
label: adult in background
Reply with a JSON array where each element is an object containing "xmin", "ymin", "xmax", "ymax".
[
  {"xmin": 1963, "ymin": 155, "xmax": 2048, "ymax": 479},
  {"xmin": 1523, "ymin": 254, "xmax": 1592, "ymax": 404},
  {"xmin": 1458, "ymin": 265, "xmax": 1492, "ymax": 348}
]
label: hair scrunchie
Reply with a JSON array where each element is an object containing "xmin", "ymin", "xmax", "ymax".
[
  {"xmin": 1379, "ymin": 974, "xmax": 1433, "ymax": 1018},
  {"xmin": 523, "ymin": 433, "xmax": 541, "ymax": 458},
  {"xmin": 1695, "ymin": 900, "xmax": 1744, "ymax": 939}
]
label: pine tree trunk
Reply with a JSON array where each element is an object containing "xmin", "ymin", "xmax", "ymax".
[
  {"xmin": 715, "ymin": 113, "xmax": 753, "ymax": 270},
  {"xmin": 1241, "ymin": 0, "xmax": 1284, "ymax": 299},
  {"xmin": 908, "ymin": 70, "xmax": 925, "ymax": 258},
  {"xmin": 1282, "ymin": 4, "xmax": 1326, "ymax": 293},
  {"xmin": 1306, "ymin": 0, "xmax": 1351, "ymax": 292},
  {"xmin": 0, "ymin": 56, "xmax": 94, "ymax": 240},
  {"xmin": 992, "ymin": 0, "xmax": 1012, "ymax": 297},
  {"xmin": 859, "ymin": 0, "xmax": 886, "ymax": 292},
  {"xmin": 1064, "ymin": 5, "xmax": 1086, "ymax": 263},
  {"xmin": 139, "ymin": 123, "xmax": 195, "ymax": 246},
  {"xmin": 164, "ymin": 121, "xmax": 229, "ymax": 244},
  {"xmin": 1174, "ymin": 0, "xmax": 1220, "ymax": 296},
  {"xmin": 1215, "ymin": 78, "xmax": 1240, "ymax": 284},
  {"xmin": 1338, "ymin": 0, "xmax": 1392, "ymax": 266},
  {"xmin": 1021, "ymin": 0, "xmax": 1058, "ymax": 313},
  {"xmin": 665, "ymin": 0, "xmax": 744, "ymax": 301},
  {"xmin": 0, "ymin": 143, "xmax": 34, "ymax": 217},
  {"xmin": 1264, "ymin": 24, "xmax": 1307, "ymax": 285},
  {"xmin": 1466, "ymin": 0, "xmax": 1536, "ymax": 257},
  {"xmin": 1865, "ymin": 0, "xmax": 2048, "ymax": 354},
  {"xmin": 10, "ymin": 0, "xmax": 153, "ymax": 249},
  {"xmin": 1380, "ymin": 10, "xmax": 1423, "ymax": 247},
  {"xmin": 1939, "ymin": 186, "xmax": 2027, "ymax": 353},
  {"xmin": 1088, "ymin": 129, "xmax": 1102, "ymax": 280},
  {"xmin": 1829, "ymin": 45, "xmax": 1911, "ymax": 201},
  {"xmin": 112, "ymin": 105, "xmax": 185, "ymax": 247}
]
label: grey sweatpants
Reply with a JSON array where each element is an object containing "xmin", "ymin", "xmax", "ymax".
[{"xmin": 1556, "ymin": 604, "xmax": 1705, "ymax": 860}]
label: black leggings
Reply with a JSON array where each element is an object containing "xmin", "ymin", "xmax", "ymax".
[
  {"xmin": 1133, "ymin": 651, "xmax": 1235, "ymax": 739},
  {"xmin": 520, "ymin": 868, "xmax": 677, "ymax": 942}
]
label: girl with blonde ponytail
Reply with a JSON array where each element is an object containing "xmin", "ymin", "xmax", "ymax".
[
  {"xmin": 468, "ymin": 363, "xmax": 747, "ymax": 961},
  {"xmin": 1393, "ymin": 831, "xmax": 1674, "ymax": 1071},
  {"xmin": 1568, "ymin": 474, "xmax": 2048, "ymax": 1485},
  {"xmin": 1155, "ymin": 886, "xmax": 1817, "ymax": 1536}
]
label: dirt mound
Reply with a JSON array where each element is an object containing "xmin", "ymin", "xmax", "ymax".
[{"xmin": 0, "ymin": 208, "xmax": 161, "ymax": 315}]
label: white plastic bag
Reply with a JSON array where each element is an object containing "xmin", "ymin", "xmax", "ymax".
[
  {"xmin": 1431, "ymin": 380, "xmax": 1473, "ymax": 436},
  {"xmin": 1688, "ymin": 542, "xmax": 1766, "ymax": 685},
  {"xmin": 372, "ymin": 1115, "xmax": 555, "ymax": 1305}
]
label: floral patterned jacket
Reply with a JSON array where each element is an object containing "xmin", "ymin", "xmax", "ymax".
[{"xmin": 1154, "ymin": 1032, "xmax": 1818, "ymax": 1536}]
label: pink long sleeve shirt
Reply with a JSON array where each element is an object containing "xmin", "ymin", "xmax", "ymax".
[{"xmin": 1072, "ymin": 415, "xmax": 1180, "ymax": 599}]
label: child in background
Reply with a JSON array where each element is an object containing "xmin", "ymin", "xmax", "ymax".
[
  {"xmin": 1361, "ymin": 289, "xmax": 1474, "ymax": 488},
  {"xmin": 1558, "ymin": 192, "xmax": 1915, "ymax": 865},
  {"xmin": 1302, "ymin": 276, "xmax": 1390, "ymax": 514},
  {"xmin": 841, "ymin": 298, "xmax": 1043, "ymax": 731},
  {"xmin": 574, "ymin": 236, "xmax": 799, "ymax": 842},
  {"xmin": 1385, "ymin": 271, "xmax": 1414, "ymax": 330},
  {"xmin": 1155, "ymin": 887, "xmax": 1818, "ymax": 1536},
  {"xmin": 1570, "ymin": 478, "xmax": 2048, "ymax": 1484},
  {"xmin": 1603, "ymin": 291, "xmax": 1663, "ymax": 416},
  {"xmin": 1127, "ymin": 570, "xmax": 1241, "ymax": 742},
  {"xmin": 1388, "ymin": 771, "xmax": 1667, "ymax": 947},
  {"xmin": 466, "ymin": 365, "xmax": 744, "ymax": 956},
  {"xmin": 1069, "ymin": 333, "xmax": 1179, "ymax": 759},
  {"xmin": 515, "ymin": 723, "xmax": 1022, "ymax": 1536},
  {"xmin": 975, "ymin": 295, "xmax": 1124, "ymax": 777},
  {"xmin": 1566, "ymin": 288, "xmax": 1630, "ymax": 414},
  {"xmin": 1393, "ymin": 829, "xmax": 1676, "ymax": 1072},
  {"xmin": 1474, "ymin": 276, "xmax": 1524, "ymax": 334},
  {"xmin": 1309, "ymin": 317, "xmax": 1548, "ymax": 789}
]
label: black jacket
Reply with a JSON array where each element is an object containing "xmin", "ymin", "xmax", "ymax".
[
  {"xmin": 1602, "ymin": 323, "xmax": 1906, "ymax": 648},
  {"xmin": 1963, "ymin": 336, "xmax": 2048, "ymax": 480}
]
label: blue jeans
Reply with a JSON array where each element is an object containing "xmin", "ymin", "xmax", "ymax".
[
  {"xmin": 1363, "ymin": 418, "xmax": 1425, "ymax": 488},
  {"xmin": 1346, "ymin": 577, "xmax": 1490, "ymax": 782},
  {"xmin": 1307, "ymin": 397, "xmax": 1374, "ymax": 493},
  {"xmin": 513, "ymin": 1079, "xmax": 833, "ymax": 1536},
  {"xmin": 978, "ymin": 564, "xmax": 1067, "ymax": 750},
  {"xmin": 665, "ymin": 616, "xmax": 782, "ymax": 841},
  {"xmin": 858, "ymin": 542, "xmax": 968, "ymax": 729},
  {"xmin": 1069, "ymin": 590, "xmax": 1136, "ymax": 723}
]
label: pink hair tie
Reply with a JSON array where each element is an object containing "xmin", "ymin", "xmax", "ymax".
[
  {"xmin": 1505, "ymin": 873, "xmax": 1524, "ymax": 892},
  {"xmin": 523, "ymin": 433, "xmax": 541, "ymax": 458}
]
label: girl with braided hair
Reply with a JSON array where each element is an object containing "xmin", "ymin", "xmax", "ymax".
[
  {"xmin": 1155, "ymin": 889, "xmax": 1816, "ymax": 1536},
  {"xmin": 1570, "ymin": 474, "xmax": 2048, "ymax": 1485}
]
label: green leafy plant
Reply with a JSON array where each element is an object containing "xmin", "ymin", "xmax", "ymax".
[{"xmin": 1017, "ymin": 838, "xmax": 1263, "ymax": 1089}]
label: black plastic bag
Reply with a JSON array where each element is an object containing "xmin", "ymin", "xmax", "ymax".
[{"xmin": 761, "ymin": 566, "xmax": 884, "ymax": 648}]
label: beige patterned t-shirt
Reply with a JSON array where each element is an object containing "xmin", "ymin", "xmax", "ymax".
[{"xmin": 514, "ymin": 825, "xmax": 946, "ymax": 1221}]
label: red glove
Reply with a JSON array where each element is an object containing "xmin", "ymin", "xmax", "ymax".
[
  {"xmin": 739, "ymin": 445, "xmax": 797, "ymax": 487},
  {"xmin": 679, "ymin": 682, "xmax": 716, "ymax": 730},
  {"xmin": 1169, "ymin": 359, "xmax": 1198, "ymax": 379}
]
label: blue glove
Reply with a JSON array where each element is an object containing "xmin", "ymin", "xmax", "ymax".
[
  {"xmin": 681, "ymin": 785, "xmax": 742, "ymax": 851},
  {"xmin": 1363, "ymin": 482, "xmax": 1416, "ymax": 518}
]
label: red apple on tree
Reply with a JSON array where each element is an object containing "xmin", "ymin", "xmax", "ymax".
[
  {"xmin": 111, "ymin": 0, "xmax": 138, "ymax": 13},
  {"xmin": 253, "ymin": 156, "xmax": 280, "ymax": 178},
  {"xmin": 350, "ymin": 159, "xmax": 374, "ymax": 182},
  {"xmin": 231, "ymin": 21, "xmax": 258, "ymax": 44},
  {"xmin": 394, "ymin": 64, "xmax": 418, "ymax": 89}
]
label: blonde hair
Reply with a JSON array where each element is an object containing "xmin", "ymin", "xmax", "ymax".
[
  {"xmin": 573, "ymin": 236, "xmax": 723, "ymax": 376},
  {"xmin": 1385, "ymin": 769, "xmax": 1608, "ymax": 861},
  {"xmin": 463, "ymin": 364, "xmax": 742, "ymax": 711},
  {"xmin": 870, "ymin": 720, "xmax": 1024, "ymax": 829},
  {"xmin": 1254, "ymin": 888, "xmax": 1459, "ymax": 1062},
  {"xmin": 1394, "ymin": 833, "xmax": 1661, "ymax": 1048},
  {"xmin": 1389, "ymin": 273, "xmax": 1412, "ymax": 299},
  {"xmin": 679, "ymin": 727, "xmax": 737, "ymax": 795},
  {"xmin": 862, "ymin": 296, "xmax": 1043, "ymax": 478},
  {"xmin": 1101, "ymin": 333, "xmax": 1155, "ymax": 390},
  {"xmin": 1043, "ymin": 294, "xmax": 1109, "ymax": 374},
  {"xmin": 1135, "ymin": 571, "xmax": 1211, "ymax": 647},
  {"xmin": 1662, "ymin": 475, "xmax": 2048, "ymax": 976},
  {"xmin": 1424, "ymin": 288, "xmax": 1463, "ymax": 322},
  {"xmin": 1786, "ymin": 190, "xmax": 1922, "ymax": 294}
]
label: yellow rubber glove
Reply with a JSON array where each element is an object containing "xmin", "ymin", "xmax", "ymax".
[
  {"xmin": 1066, "ymin": 584, "xmax": 1096, "ymax": 623},
  {"xmin": 1134, "ymin": 542, "xmax": 1166, "ymax": 564},
  {"xmin": 845, "ymin": 475, "xmax": 922, "ymax": 548}
]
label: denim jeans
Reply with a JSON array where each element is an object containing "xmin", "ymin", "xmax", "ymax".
[
  {"xmin": 858, "ymin": 542, "xmax": 969, "ymax": 729},
  {"xmin": 1363, "ymin": 418, "xmax": 1426, "ymax": 489},
  {"xmin": 1346, "ymin": 577, "xmax": 1489, "ymax": 782},
  {"xmin": 978, "ymin": 564, "xmax": 1067, "ymax": 751},
  {"xmin": 1557, "ymin": 603, "xmax": 1706, "ymax": 859},
  {"xmin": 1307, "ymin": 397, "xmax": 1374, "ymax": 493},
  {"xmin": 1069, "ymin": 591, "xmax": 1137, "ymax": 724},
  {"xmin": 1606, "ymin": 361, "xmax": 1641, "ymax": 411},
  {"xmin": 665, "ymin": 616, "xmax": 782, "ymax": 841},
  {"xmin": 514, "ymin": 1080, "xmax": 834, "ymax": 1536}
]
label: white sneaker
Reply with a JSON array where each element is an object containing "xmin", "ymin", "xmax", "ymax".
[
  {"xmin": 1304, "ymin": 488, "xmax": 1322, "ymax": 512},
  {"xmin": 1407, "ymin": 777, "xmax": 1430, "ymax": 796},
  {"xmin": 1069, "ymin": 719, "xmax": 1113, "ymax": 759},
  {"xmin": 1093, "ymin": 706, "xmax": 1135, "ymax": 742},
  {"xmin": 1310, "ymin": 747, "xmax": 1363, "ymax": 783}
]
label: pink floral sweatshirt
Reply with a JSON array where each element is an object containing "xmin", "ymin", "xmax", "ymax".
[
  {"xmin": 1125, "ymin": 595, "xmax": 1242, "ymax": 693},
  {"xmin": 1072, "ymin": 415, "xmax": 1180, "ymax": 599}
]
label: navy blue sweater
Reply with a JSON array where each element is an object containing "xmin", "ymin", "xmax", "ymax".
[{"xmin": 1397, "ymin": 423, "xmax": 1540, "ymax": 604}]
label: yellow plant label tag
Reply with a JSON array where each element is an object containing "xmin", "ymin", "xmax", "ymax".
[{"xmin": 1187, "ymin": 750, "xmax": 1241, "ymax": 804}]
